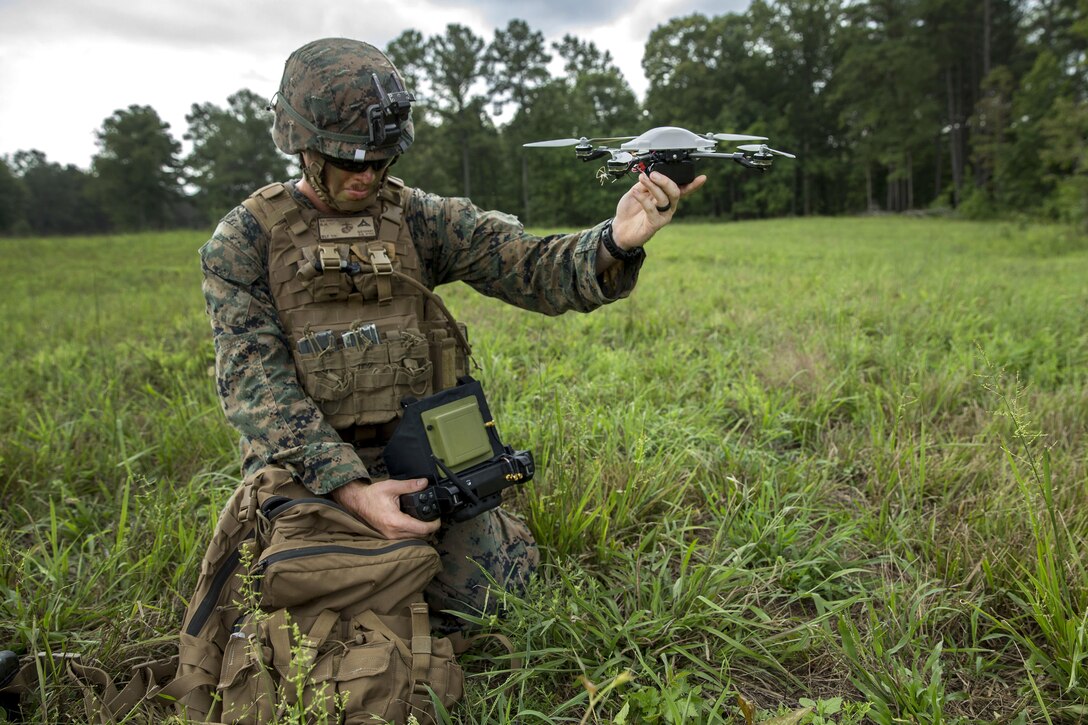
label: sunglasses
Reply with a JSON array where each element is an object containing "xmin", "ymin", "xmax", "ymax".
[{"xmin": 322, "ymin": 153, "xmax": 396, "ymax": 174}]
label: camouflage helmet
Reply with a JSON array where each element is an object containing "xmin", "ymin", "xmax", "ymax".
[{"xmin": 272, "ymin": 38, "xmax": 415, "ymax": 161}]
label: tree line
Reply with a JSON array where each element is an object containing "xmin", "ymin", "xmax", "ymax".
[{"xmin": 1, "ymin": 0, "xmax": 1085, "ymax": 237}]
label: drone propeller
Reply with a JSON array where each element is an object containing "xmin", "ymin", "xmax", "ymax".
[
  {"xmin": 524, "ymin": 138, "xmax": 585, "ymax": 148},
  {"xmin": 523, "ymin": 135, "xmax": 636, "ymax": 148},
  {"xmin": 690, "ymin": 152, "xmax": 745, "ymax": 159},
  {"xmin": 738, "ymin": 143, "xmax": 796, "ymax": 158},
  {"xmin": 713, "ymin": 133, "xmax": 769, "ymax": 142}
]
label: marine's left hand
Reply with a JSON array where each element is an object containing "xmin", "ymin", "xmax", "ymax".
[{"xmin": 611, "ymin": 171, "xmax": 707, "ymax": 252}]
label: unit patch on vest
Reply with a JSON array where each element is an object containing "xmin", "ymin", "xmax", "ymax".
[{"xmin": 318, "ymin": 217, "xmax": 377, "ymax": 240}]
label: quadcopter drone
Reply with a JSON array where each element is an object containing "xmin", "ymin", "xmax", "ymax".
[{"xmin": 524, "ymin": 126, "xmax": 795, "ymax": 185}]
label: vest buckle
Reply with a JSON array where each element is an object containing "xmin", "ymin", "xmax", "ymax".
[
  {"xmin": 367, "ymin": 245, "xmax": 394, "ymax": 275},
  {"xmin": 318, "ymin": 244, "xmax": 343, "ymax": 272}
]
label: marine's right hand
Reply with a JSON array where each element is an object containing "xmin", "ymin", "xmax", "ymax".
[{"xmin": 330, "ymin": 478, "xmax": 442, "ymax": 539}]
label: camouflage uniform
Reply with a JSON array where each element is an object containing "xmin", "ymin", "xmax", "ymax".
[{"xmin": 201, "ymin": 180, "xmax": 643, "ymax": 629}]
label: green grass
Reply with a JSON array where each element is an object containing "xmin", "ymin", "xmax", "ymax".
[{"xmin": 1, "ymin": 217, "xmax": 1086, "ymax": 723}]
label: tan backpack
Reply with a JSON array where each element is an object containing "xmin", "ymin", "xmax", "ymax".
[{"xmin": 168, "ymin": 465, "xmax": 463, "ymax": 724}]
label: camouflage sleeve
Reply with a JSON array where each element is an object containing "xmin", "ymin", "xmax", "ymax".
[
  {"xmin": 404, "ymin": 189, "xmax": 642, "ymax": 314},
  {"xmin": 200, "ymin": 205, "xmax": 369, "ymax": 494}
]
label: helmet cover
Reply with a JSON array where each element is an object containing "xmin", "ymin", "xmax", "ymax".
[{"xmin": 272, "ymin": 38, "xmax": 415, "ymax": 161}]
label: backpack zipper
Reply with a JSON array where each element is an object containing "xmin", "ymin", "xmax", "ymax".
[
  {"xmin": 254, "ymin": 540, "xmax": 431, "ymax": 574},
  {"xmin": 262, "ymin": 496, "xmax": 345, "ymax": 520},
  {"xmin": 185, "ymin": 531, "xmax": 254, "ymax": 637}
]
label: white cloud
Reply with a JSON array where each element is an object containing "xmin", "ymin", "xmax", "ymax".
[{"xmin": 0, "ymin": 0, "xmax": 749, "ymax": 169}]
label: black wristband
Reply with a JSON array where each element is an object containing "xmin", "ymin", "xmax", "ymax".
[{"xmin": 600, "ymin": 220, "xmax": 645, "ymax": 263}]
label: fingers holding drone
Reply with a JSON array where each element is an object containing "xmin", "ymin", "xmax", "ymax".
[
  {"xmin": 611, "ymin": 169, "xmax": 709, "ymax": 252},
  {"xmin": 639, "ymin": 171, "xmax": 678, "ymax": 217},
  {"xmin": 628, "ymin": 181, "xmax": 666, "ymax": 222},
  {"xmin": 634, "ymin": 171, "xmax": 708, "ymax": 219}
]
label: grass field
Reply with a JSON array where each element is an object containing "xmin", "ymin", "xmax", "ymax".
[{"xmin": 1, "ymin": 216, "xmax": 1087, "ymax": 723}]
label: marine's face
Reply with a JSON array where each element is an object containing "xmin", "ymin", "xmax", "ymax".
[{"xmin": 321, "ymin": 153, "xmax": 395, "ymax": 206}]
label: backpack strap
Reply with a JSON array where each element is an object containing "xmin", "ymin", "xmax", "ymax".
[
  {"xmin": 447, "ymin": 631, "xmax": 523, "ymax": 671},
  {"xmin": 354, "ymin": 611, "xmax": 413, "ymax": 662},
  {"xmin": 293, "ymin": 609, "xmax": 340, "ymax": 683},
  {"xmin": 69, "ymin": 658, "xmax": 170, "ymax": 723},
  {"xmin": 0, "ymin": 653, "xmax": 177, "ymax": 724},
  {"xmin": 409, "ymin": 602, "xmax": 433, "ymax": 712},
  {"xmin": 0, "ymin": 657, "xmax": 43, "ymax": 697},
  {"xmin": 264, "ymin": 608, "xmax": 341, "ymax": 708},
  {"xmin": 155, "ymin": 668, "xmax": 218, "ymax": 705}
]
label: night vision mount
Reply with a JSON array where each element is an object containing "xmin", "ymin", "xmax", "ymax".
[
  {"xmin": 385, "ymin": 377, "xmax": 534, "ymax": 523},
  {"xmin": 524, "ymin": 126, "xmax": 796, "ymax": 185},
  {"xmin": 366, "ymin": 71, "xmax": 414, "ymax": 150}
]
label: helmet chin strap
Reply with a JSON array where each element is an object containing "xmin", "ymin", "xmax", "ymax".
[{"xmin": 302, "ymin": 154, "xmax": 380, "ymax": 213}]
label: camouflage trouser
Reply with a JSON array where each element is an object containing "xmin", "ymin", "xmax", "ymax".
[{"xmin": 424, "ymin": 507, "xmax": 539, "ymax": 634}]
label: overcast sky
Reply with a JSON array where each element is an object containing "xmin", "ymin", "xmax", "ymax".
[{"xmin": 0, "ymin": 0, "xmax": 749, "ymax": 170}]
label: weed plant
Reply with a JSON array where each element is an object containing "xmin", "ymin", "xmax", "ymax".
[{"xmin": 0, "ymin": 217, "xmax": 1086, "ymax": 723}]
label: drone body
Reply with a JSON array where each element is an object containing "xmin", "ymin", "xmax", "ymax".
[{"xmin": 524, "ymin": 126, "xmax": 796, "ymax": 185}]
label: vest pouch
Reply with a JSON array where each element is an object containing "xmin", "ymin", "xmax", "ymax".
[
  {"xmin": 452, "ymin": 322, "xmax": 469, "ymax": 381},
  {"xmin": 344, "ymin": 330, "xmax": 433, "ymax": 426},
  {"xmin": 347, "ymin": 241, "xmax": 400, "ymax": 303},
  {"xmin": 294, "ymin": 345, "xmax": 356, "ymax": 429},
  {"xmin": 293, "ymin": 329, "xmax": 433, "ymax": 428},
  {"xmin": 421, "ymin": 320, "xmax": 469, "ymax": 392},
  {"xmin": 424, "ymin": 327, "xmax": 456, "ymax": 392}
]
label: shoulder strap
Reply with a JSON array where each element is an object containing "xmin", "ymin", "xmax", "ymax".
[
  {"xmin": 380, "ymin": 174, "xmax": 405, "ymax": 202},
  {"xmin": 243, "ymin": 182, "xmax": 310, "ymax": 249},
  {"xmin": 377, "ymin": 176, "xmax": 408, "ymax": 249}
]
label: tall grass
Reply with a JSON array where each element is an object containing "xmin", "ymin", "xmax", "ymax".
[{"xmin": 1, "ymin": 217, "xmax": 1086, "ymax": 723}]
